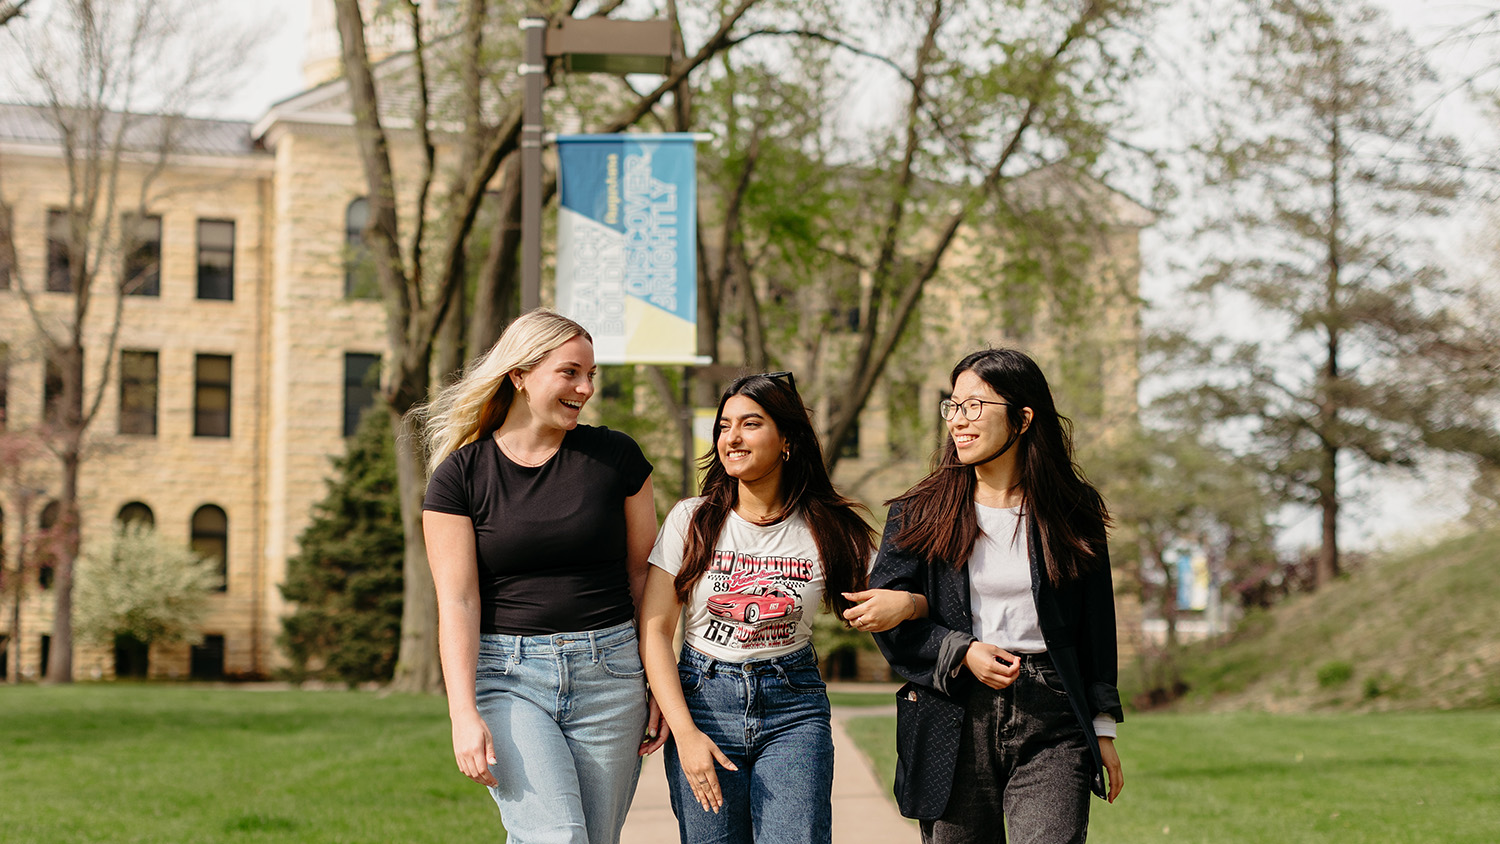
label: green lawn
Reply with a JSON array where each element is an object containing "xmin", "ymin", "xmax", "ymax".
[
  {"xmin": 0, "ymin": 685, "xmax": 499, "ymax": 844},
  {"xmin": 8, "ymin": 685, "xmax": 1498, "ymax": 843},
  {"xmin": 827, "ymin": 688, "xmax": 898, "ymax": 708},
  {"xmin": 844, "ymin": 710, "xmax": 1500, "ymax": 843}
]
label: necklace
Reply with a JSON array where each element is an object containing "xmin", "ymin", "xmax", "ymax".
[
  {"xmin": 495, "ymin": 433, "xmax": 557, "ymax": 468},
  {"xmin": 736, "ymin": 504, "xmax": 786, "ymax": 525}
]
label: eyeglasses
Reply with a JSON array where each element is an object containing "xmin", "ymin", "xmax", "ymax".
[
  {"xmin": 762, "ymin": 371, "xmax": 797, "ymax": 393},
  {"xmin": 939, "ymin": 398, "xmax": 1009, "ymax": 421}
]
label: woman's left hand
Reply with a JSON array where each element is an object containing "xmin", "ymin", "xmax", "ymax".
[
  {"xmin": 842, "ymin": 589, "xmax": 922, "ymax": 633},
  {"xmin": 1098, "ymin": 736, "xmax": 1124, "ymax": 803},
  {"xmin": 640, "ymin": 692, "xmax": 670, "ymax": 756}
]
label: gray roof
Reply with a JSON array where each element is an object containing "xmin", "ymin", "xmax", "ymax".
[{"xmin": 0, "ymin": 102, "xmax": 262, "ymax": 156}]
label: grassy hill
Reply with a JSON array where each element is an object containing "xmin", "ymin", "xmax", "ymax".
[{"xmin": 1169, "ymin": 527, "xmax": 1500, "ymax": 712}]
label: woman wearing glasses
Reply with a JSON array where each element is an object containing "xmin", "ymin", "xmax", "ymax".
[
  {"xmin": 638, "ymin": 371, "xmax": 879, "ymax": 844},
  {"xmin": 420, "ymin": 309, "xmax": 666, "ymax": 844},
  {"xmin": 864, "ymin": 348, "xmax": 1124, "ymax": 844}
]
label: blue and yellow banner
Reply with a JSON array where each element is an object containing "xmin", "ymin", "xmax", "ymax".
[{"xmin": 555, "ymin": 133, "xmax": 706, "ymax": 364}]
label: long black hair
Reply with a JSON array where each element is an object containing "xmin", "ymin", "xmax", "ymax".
[
  {"xmin": 888, "ymin": 349, "xmax": 1110, "ymax": 585},
  {"xmin": 675, "ymin": 374, "xmax": 874, "ymax": 616}
]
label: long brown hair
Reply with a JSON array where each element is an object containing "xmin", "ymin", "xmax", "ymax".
[
  {"xmin": 675, "ymin": 374, "xmax": 874, "ymax": 616},
  {"xmin": 888, "ymin": 349, "xmax": 1110, "ymax": 586}
]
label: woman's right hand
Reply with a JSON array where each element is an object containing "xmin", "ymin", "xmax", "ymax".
[
  {"xmin": 451, "ymin": 709, "xmax": 498, "ymax": 787},
  {"xmin": 674, "ymin": 727, "xmax": 738, "ymax": 814},
  {"xmin": 964, "ymin": 642, "xmax": 1021, "ymax": 689}
]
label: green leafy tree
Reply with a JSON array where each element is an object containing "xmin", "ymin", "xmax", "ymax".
[
  {"xmin": 1170, "ymin": 0, "xmax": 1500, "ymax": 588},
  {"xmin": 73, "ymin": 524, "xmax": 221, "ymax": 652},
  {"xmin": 279, "ymin": 410, "xmax": 404, "ymax": 685}
]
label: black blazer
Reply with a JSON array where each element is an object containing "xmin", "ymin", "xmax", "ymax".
[{"xmin": 870, "ymin": 500, "xmax": 1124, "ymax": 820}]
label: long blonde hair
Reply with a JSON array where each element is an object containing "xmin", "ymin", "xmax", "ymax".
[{"xmin": 419, "ymin": 309, "xmax": 592, "ymax": 473}]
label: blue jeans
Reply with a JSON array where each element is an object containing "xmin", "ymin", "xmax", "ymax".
[
  {"xmin": 664, "ymin": 644, "xmax": 834, "ymax": 844},
  {"xmin": 476, "ymin": 621, "xmax": 648, "ymax": 844}
]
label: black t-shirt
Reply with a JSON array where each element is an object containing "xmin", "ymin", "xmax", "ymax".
[{"xmin": 422, "ymin": 425, "xmax": 653, "ymax": 636}]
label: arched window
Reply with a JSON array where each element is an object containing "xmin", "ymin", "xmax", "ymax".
[
  {"xmin": 38, "ymin": 500, "xmax": 60, "ymax": 589},
  {"xmin": 116, "ymin": 502, "xmax": 154, "ymax": 529},
  {"xmin": 344, "ymin": 197, "xmax": 377, "ymax": 299},
  {"xmin": 191, "ymin": 505, "xmax": 228, "ymax": 593}
]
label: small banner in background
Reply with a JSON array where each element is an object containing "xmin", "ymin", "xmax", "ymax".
[{"xmin": 554, "ymin": 133, "xmax": 707, "ymax": 364}]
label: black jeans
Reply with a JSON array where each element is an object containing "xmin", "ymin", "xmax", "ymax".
[{"xmin": 921, "ymin": 654, "xmax": 1092, "ymax": 844}]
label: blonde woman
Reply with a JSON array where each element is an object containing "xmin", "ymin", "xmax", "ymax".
[{"xmin": 421, "ymin": 309, "xmax": 666, "ymax": 844}]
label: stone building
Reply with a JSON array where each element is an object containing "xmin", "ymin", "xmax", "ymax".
[{"xmin": 0, "ymin": 74, "xmax": 401, "ymax": 680}]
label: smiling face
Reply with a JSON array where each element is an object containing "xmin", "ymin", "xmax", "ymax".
[
  {"xmin": 717, "ymin": 395, "xmax": 788, "ymax": 486},
  {"xmin": 515, "ymin": 335, "xmax": 596, "ymax": 431},
  {"xmin": 947, "ymin": 369, "xmax": 1029, "ymax": 465}
]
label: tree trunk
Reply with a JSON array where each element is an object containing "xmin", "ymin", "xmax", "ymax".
[
  {"xmin": 387, "ymin": 407, "xmax": 442, "ymax": 692},
  {"xmin": 43, "ymin": 444, "xmax": 80, "ymax": 683},
  {"xmin": 1316, "ymin": 444, "xmax": 1339, "ymax": 587},
  {"xmin": 469, "ymin": 153, "xmax": 522, "ymax": 354}
]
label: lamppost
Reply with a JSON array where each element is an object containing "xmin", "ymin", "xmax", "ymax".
[{"xmin": 519, "ymin": 15, "xmax": 675, "ymax": 311}]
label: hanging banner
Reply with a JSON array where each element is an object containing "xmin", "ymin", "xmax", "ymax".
[{"xmin": 555, "ymin": 133, "xmax": 708, "ymax": 365}]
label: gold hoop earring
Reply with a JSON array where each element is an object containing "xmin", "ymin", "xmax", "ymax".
[{"xmin": 781, "ymin": 446, "xmax": 790, "ymax": 462}]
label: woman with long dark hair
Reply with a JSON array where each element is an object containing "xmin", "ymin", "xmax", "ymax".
[
  {"xmin": 867, "ymin": 348, "xmax": 1124, "ymax": 843},
  {"xmin": 638, "ymin": 372, "xmax": 881, "ymax": 843}
]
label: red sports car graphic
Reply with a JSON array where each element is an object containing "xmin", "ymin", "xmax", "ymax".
[{"xmin": 707, "ymin": 586, "xmax": 796, "ymax": 624}]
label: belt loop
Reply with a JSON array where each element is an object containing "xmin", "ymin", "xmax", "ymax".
[
  {"xmin": 589, "ymin": 628, "xmax": 601, "ymax": 662},
  {"xmin": 511, "ymin": 635, "xmax": 522, "ymax": 662},
  {"xmin": 705, "ymin": 657, "xmax": 718, "ymax": 678}
]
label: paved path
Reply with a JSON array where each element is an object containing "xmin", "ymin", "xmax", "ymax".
[{"xmin": 621, "ymin": 710, "xmax": 916, "ymax": 843}]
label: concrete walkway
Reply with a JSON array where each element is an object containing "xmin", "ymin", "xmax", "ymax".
[{"xmin": 621, "ymin": 710, "xmax": 916, "ymax": 844}]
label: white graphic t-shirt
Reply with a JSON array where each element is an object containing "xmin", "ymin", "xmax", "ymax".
[{"xmin": 648, "ymin": 497, "xmax": 823, "ymax": 662}]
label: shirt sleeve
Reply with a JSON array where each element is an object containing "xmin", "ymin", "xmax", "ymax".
[
  {"xmin": 609, "ymin": 429, "xmax": 653, "ymax": 496},
  {"xmin": 422, "ymin": 450, "xmax": 471, "ymax": 516},
  {"xmin": 1092, "ymin": 713, "xmax": 1117, "ymax": 740},
  {"xmin": 647, "ymin": 499, "xmax": 696, "ymax": 576}
]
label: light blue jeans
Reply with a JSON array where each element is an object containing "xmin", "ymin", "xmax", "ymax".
[
  {"xmin": 664, "ymin": 644, "xmax": 834, "ymax": 844},
  {"xmin": 476, "ymin": 621, "xmax": 648, "ymax": 844}
]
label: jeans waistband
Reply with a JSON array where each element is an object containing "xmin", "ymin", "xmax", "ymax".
[
  {"xmin": 479, "ymin": 619, "xmax": 636, "ymax": 658},
  {"xmin": 1009, "ymin": 650, "xmax": 1051, "ymax": 666},
  {"xmin": 680, "ymin": 643, "xmax": 817, "ymax": 676}
]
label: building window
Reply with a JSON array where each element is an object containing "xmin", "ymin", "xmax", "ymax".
[
  {"xmin": 194, "ymin": 354, "xmax": 231, "ymax": 437},
  {"xmin": 47, "ymin": 209, "xmax": 73, "ymax": 293},
  {"xmin": 0, "ymin": 202, "xmax": 13, "ymax": 291},
  {"xmin": 114, "ymin": 634, "xmax": 149, "ymax": 678},
  {"xmin": 343, "ymin": 353, "xmax": 381, "ymax": 437},
  {"xmin": 121, "ymin": 213, "xmax": 162, "ymax": 296},
  {"xmin": 0, "ymin": 343, "xmax": 8, "ymax": 430},
  {"xmin": 887, "ymin": 380, "xmax": 924, "ymax": 460},
  {"xmin": 829, "ymin": 397, "xmax": 860, "ymax": 460},
  {"xmin": 191, "ymin": 505, "xmax": 228, "ymax": 592},
  {"xmin": 43, "ymin": 354, "xmax": 65, "ymax": 426},
  {"xmin": 38, "ymin": 500, "xmax": 60, "ymax": 589},
  {"xmin": 117, "ymin": 501, "xmax": 154, "ymax": 529},
  {"xmin": 119, "ymin": 350, "xmax": 158, "ymax": 436},
  {"xmin": 190, "ymin": 634, "xmax": 225, "ymax": 680},
  {"xmin": 345, "ymin": 197, "xmax": 378, "ymax": 299},
  {"xmin": 197, "ymin": 219, "xmax": 235, "ymax": 301},
  {"xmin": 46, "ymin": 208, "xmax": 74, "ymax": 293},
  {"xmin": 39, "ymin": 634, "xmax": 51, "ymax": 677}
]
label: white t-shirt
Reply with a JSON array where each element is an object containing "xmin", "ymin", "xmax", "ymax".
[
  {"xmin": 969, "ymin": 503, "xmax": 1046, "ymax": 654},
  {"xmin": 648, "ymin": 497, "xmax": 824, "ymax": 662}
]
